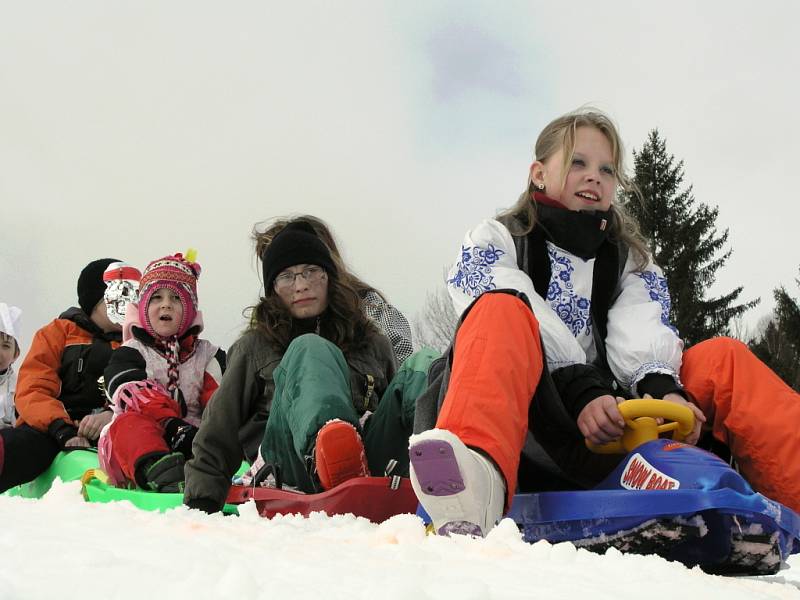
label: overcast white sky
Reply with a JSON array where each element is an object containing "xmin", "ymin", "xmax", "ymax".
[{"xmin": 1, "ymin": 1, "xmax": 797, "ymax": 355}]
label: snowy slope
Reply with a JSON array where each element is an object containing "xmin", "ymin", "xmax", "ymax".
[{"xmin": 0, "ymin": 480, "xmax": 798, "ymax": 600}]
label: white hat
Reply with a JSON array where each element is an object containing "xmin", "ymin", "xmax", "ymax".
[{"xmin": 0, "ymin": 303, "xmax": 22, "ymax": 343}]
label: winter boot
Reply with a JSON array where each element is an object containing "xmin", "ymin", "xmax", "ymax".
[
  {"xmin": 314, "ymin": 420, "xmax": 369, "ymax": 491},
  {"xmin": 409, "ymin": 428, "xmax": 505, "ymax": 537},
  {"xmin": 135, "ymin": 452, "xmax": 186, "ymax": 493}
]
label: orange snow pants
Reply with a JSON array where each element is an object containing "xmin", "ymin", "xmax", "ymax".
[
  {"xmin": 682, "ymin": 337, "xmax": 800, "ymax": 513},
  {"xmin": 437, "ymin": 296, "xmax": 800, "ymax": 514},
  {"xmin": 435, "ymin": 294, "xmax": 543, "ymax": 508}
]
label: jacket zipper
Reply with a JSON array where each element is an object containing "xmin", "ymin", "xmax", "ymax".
[{"xmin": 363, "ymin": 374, "xmax": 374, "ymax": 410}]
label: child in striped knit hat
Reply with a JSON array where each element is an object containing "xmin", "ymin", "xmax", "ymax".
[{"xmin": 98, "ymin": 252, "xmax": 226, "ymax": 493}]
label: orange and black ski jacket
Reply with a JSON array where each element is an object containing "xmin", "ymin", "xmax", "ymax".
[{"xmin": 15, "ymin": 307, "xmax": 121, "ymax": 445}]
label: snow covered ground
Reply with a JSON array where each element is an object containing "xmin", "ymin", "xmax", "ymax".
[{"xmin": 1, "ymin": 480, "xmax": 798, "ymax": 600}]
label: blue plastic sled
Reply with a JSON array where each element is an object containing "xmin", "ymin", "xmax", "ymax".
[{"xmin": 507, "ymin": 439, "xmax": 800, "ymax": 575}]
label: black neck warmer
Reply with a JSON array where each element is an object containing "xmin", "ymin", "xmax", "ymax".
[
  {"xmin": 534, "ymin": 193, "xmax": 613, "ymax": 260},
  {"xmin": 291, "ymin": 315, "xmax": 321, "ymax": 339}
]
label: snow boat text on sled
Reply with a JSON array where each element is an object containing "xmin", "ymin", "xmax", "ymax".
[{"xmin": 505, "ymin": 399, "xmax": 800, "ymax": 575}]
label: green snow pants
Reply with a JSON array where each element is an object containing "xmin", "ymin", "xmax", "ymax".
[{"xmin": 259, "ymin": 334, "xmax": 438, "ymax": 492}]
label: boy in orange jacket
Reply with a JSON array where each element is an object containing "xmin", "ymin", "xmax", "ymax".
[{"xmin": 0, "ymin": 259, "xmax": 140, "ymax": 492}]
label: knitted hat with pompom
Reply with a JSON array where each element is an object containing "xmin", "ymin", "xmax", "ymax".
[{"xmin": 137, "ymin": 253, "xmax": 201, "ymax": 339}]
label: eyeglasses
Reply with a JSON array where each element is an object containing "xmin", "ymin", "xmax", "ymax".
[{"xmin": 273, "ymin": 266, "xmax": 326, "ymax": 292}]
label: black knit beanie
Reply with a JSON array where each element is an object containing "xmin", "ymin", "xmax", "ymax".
[
  {"xmin": 261, "ymin": 222, "xmax": 337, "ymax": 290},
  {"xmin": 77, "ymin": 258, "xmax": 120, "ymax": 316}
]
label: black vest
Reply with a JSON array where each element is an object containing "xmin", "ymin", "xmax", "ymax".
[{"xmin": 499, "ymin": 214, "xmax": 629, "ymax": 379}]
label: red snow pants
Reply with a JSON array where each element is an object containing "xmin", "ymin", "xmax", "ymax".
[
  {"xmin": 435, "ymin": 294, "xmax": 543, "ymax": 509},
  {"xmin": 682, "ymin": 337, "xmax": 800, "ymax": 513},
  {"xmin": 105, "ymin": 393, "xmax": 181, "ymax": 484}
]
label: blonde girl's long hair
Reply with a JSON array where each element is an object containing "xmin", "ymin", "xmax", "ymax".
[{"xmin": 499, "ymin": 109, "xmax": 650, "ymax": 270}]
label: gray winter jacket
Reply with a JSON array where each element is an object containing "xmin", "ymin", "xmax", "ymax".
[{"xmin": 184, "ymin": 328, "xmax": 396, "ymax": 511}]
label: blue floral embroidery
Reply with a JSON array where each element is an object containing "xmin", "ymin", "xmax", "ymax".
[
  {"xmin": 448, "ymin": 244, "xmax": 506, "ymax": 297},
  {"xmin": 546, "ymin": 247, "xmax": 592, "ymax": 337},
  {"xmin": 636, "ymin": 271, "xmax": 678, "ymax": 333}
]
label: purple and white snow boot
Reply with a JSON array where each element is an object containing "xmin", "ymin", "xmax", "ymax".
[{"xmin": 409, "ymin": 428, "xmax": 505, "ymax": 537}]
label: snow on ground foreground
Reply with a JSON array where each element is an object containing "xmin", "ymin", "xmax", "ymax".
[{"xmin": 1, "ymin": 480, "xmax": 798, "ymax": 600}]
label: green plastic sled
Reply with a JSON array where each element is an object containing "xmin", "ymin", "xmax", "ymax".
[
  {"xmin": 4, "ymin": 449, "xmax": 100, "ymax": 499},
  {"xmin": 81, "ymin": 469, "xmax": 241, "ymax": 515},
  {"xmin": 4, "ymin": 450, "xmax": 245, "ymax": 515}
]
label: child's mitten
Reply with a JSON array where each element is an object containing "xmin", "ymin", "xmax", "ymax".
[{"xmin": 163, "ymin": 417, "xmax": 199, "ymax": 458}]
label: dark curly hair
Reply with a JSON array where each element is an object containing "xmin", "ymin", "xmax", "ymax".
[
  {"xmin": 253, "ymin": 214, "xmax": 386, "ymax": 302},
  {"xmin": 247, "ymin": 217, "xmax": 378, "ymax": 354}
]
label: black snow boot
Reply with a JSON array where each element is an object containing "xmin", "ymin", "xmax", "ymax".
[{"xmin": 135, "ymin": 452, "xmax": 186, "ymax": 493}]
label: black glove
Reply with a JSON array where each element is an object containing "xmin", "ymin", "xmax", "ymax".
[
  {"xmin": 636, "ymin": 373, "xmax": 686, "ymax": 400},
  {"xmin": 550, "ymin": 363, "xmax": 615, "ymax": 421},
  {"xmin": 47, "ymin": 419, "xmax": 80, "ymax": 450},
  {"xmin": 163, "ymin": 418, "xmax": 199, "ymax": 459},
  {"xmin": 185, "ymin": 497, "xmax": 221, "ymax": 514}
]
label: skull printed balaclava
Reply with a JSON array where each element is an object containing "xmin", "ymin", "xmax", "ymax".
[{"xmin": 102, "ymin": 262, "xmax": 143, "ymax": 325}]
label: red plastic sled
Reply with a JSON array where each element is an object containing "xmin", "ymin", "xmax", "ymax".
[{"xmin": 224, "ymin": 476, "xmax": 418, "ymax": 522}]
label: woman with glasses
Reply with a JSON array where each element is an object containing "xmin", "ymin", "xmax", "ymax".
[
  {"xmin": 253, "ymin": 214, "xmax": 415, "ymax": 365},
  {"xmin": 183, "ymin": 218, "xmax": 436, "ymax": 513}
]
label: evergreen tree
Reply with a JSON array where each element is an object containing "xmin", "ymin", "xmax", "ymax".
[
  {"xmin": 749, "ymin": 268, "xmax": 800, "ymax": 391},
  {"xmin": 624, "ymin": 130, "xmax": 758, "ymax": 346}
]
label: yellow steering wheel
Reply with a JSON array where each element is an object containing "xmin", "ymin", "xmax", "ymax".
[{"xmin": 585, "ymin": 399, "xmax": 695, "ymax": 454}]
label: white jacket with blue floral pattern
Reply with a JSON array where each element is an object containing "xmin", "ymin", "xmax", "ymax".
[{"xmin": 446, "ymin": 218, "xmax": 684, "ymax": 395}]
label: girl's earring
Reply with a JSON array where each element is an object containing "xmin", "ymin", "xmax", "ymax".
[{"xmin": 536, "ymin": 183, "xmax": 545, "ymax": 191}]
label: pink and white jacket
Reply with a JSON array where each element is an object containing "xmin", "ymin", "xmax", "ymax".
[{"xmin": 98, "ymin": 305, "xmax": 225, "ymax": 484}]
